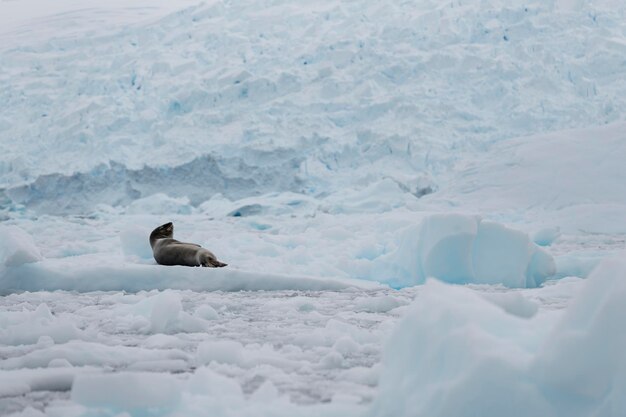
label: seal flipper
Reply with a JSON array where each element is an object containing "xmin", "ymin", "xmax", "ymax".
[
  {"xmin": 199, "ymin": 251, "xmax": 227, "ymax": 268},
  {"xmin": 201, "ymin": 258, "xmax": 227, "ymax": 268}
]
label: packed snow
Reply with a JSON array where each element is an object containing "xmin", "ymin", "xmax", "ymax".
[{"xmin": 1, "ymin": 0, "xmax": 626, "ymax": 416}]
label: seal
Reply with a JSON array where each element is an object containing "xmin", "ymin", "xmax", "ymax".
[{"xmin": 149, "ymin": 222, "xmax": 227, "ymax": 267}]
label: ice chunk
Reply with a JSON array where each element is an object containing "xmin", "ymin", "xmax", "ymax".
[
  {"xmin": 354, "ymin": 295, "xmax": 405, "ymax": 313},
  {"xmin": 374, "ymin": 214, "xmax": 477, "ymax": 287},
  {"xmin": 142, "ymin": 334, "xmax": 187, "ymax": 349},
  {"xmin": 554, "ymin": 252, "xmax": 602, "ymax": 279},
  {"xmin": 532, "ymin": 227, "xmax": 561, "ymax": 246},
  {"xmin": 119, "ymin": 225, "xmax": 153, "ymax": 260},
  {"xmin": 150, "ymin": 290, "xmax": 182, "ymax": 334},
  {"xmin": 333, "ymin": 336, "xmax": 360, "ymax": 356},
  {"xmin": 195, "ymin": 305, "xmax": 219, "ymax": 320},
  {"xmin": 113, "ymin": 290, "xmax": 208, "ymax": 334},
  {"xmin": 340, "ymin": 365, "xmax": 380, "ymax": 387},
  {"xmin": 480, "ymin": 292, "xmax": 539, "ymax": 319},
  {"xmin": 47, "ymin": 358, "xmax": 73, "ymax": 368},
  {"xmin": 2, "ymin": 340, "xmax": 190, "ymax": 370},
  {"xmin": 128, "ymin": 359, "xmax": 188, "ymax": 372},
  {"xmin": 0, "ymin": 303, "xmax": 85, "ymax": 346},
  {"xmin": 370, "ymin": 254, "xmax": 626, "ymax": 417},
  {"xmin": 378, "ymin": 214, "xmax": 555, "ymax": 288},
  {"xmin": 0, "ymin": 381, "xmax": 30, "ymax": 397},
  {"xmin": 71, "ymin": 372, "xmax": 181, "ymax": 410},
  {"xmin": 0, "ymin": 368, "xmax": 90, "ymax": 398},
  {"xmin": 472, "ymin": 221, "xmax": 534, "ymax": 287},
  {"xmin": 1, "ymin": 259, "xmax": 382, "ymax": 294},
  {"xmin": 526, "ymin": 248, "xmax": 557, "ymax": 288},
  {"xmin": 185, "ymin": 366, "xmax": 243, "ymax": 398},
  {"xmin": 530, "ymin": 256, "xmax": 626, "ymax": 407},
  {"xmin": 250, "ymin": 380, "xmax": 279, "ymax": 403},
  {"xmin": 0, "ymin": 319, "xmax": 84, "ymax": 346},
  {"xmin": 370, "ymin": 279, "xmax": 553, "ymax": 417},
  {"xmin": 319, "ymin": 351, "xmax": 344, "ymax": 369},
  {"xmin": 0, "ymin": 226, "xmax": 42, "ymax": 268},
  {"xmin": 196, "ymin": 340, "xmax": 245, "ymax": 366}
]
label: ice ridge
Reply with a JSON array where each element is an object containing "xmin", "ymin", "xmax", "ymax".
[{"xmin": 4, "ymin": 153, "xmax": 305, "ymax": 214}]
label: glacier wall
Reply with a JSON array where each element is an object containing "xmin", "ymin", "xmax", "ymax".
[{"xmin": 1, "ymin": 1, "xmax": 626, "ymax": 213}]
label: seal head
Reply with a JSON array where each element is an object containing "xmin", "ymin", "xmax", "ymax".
[
  {"xmin": 150, "ymin": 222, "xmax": 174, "ymax": 246},
  {"xmin": 149, "ymin": 222, "xmax": 227, "ymax": 268}
]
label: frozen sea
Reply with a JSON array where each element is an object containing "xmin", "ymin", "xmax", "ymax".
[{"xmin": 1, "ymin": 1, "xmax": 626, "ymax": 416}]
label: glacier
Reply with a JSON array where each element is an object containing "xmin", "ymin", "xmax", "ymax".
[
  {"xmin": 2, "ymin": 0, "xmax": 626, "ymax": 210},
  {"xmin": 1, "ymin": 0, "xmax": 626, "ymax": 416}
]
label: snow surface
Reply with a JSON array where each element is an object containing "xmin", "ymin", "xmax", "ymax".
[{"xmin": 1, "ymin": 0, "xmax": 626, "ymax": 416}]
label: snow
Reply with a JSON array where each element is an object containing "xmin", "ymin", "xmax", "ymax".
[
  {"xmin": 1, "ymin": 0, "xmax": 626, "ymax": 415},
  {"xmin": 370, "ymin": 255, "xmax": 626, "ymax": 417}
]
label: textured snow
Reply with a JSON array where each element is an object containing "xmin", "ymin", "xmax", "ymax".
[{"xmin": 1, "ymin": 0, "xmax": 626, "ymax": 416}]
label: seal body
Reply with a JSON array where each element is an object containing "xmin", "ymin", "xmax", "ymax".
[{"xmin": 149, "ymin": 222, "xmax": 227, "ymax": 267}]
